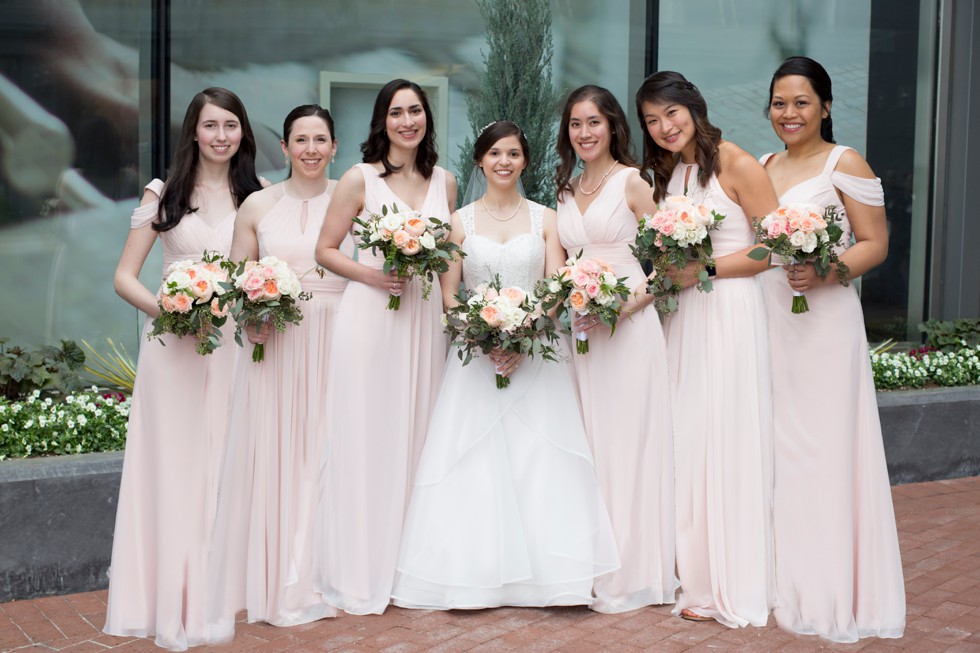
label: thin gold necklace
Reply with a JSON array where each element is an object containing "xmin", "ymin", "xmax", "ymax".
[
  {"xmin": 578, "ymin": 160, "xmax": 619, "ymax": 195},
  {"xmin": 482, "ymin": 196, "xmax": 524, "ymax": 222}
]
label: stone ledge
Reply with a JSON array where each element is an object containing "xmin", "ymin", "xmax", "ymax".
[{"xmin": 0, "ymin": 386, "xmax": 977, "ymax": 602}]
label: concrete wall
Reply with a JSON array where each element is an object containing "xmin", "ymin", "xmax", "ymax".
[{"xmin": 1, "ymin": 387, "xmax": 979, "ymax": 602}]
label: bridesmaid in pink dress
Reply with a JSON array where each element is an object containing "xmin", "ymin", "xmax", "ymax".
[
  {"xmin": 314, "ymin": 79, "xmax": 456, "ymax": 615},
  {"xmin": 635, "ymin": 72, "xmax": 780, "ymax": 627},
  {"xmin": 104, "ymin": 88, "xmax": 263, "ymax": 651},
  {"xmin": 760, "ymin": 56, "xmax": 905, "ymax": 643},
  {"xmin": 206, "ymin": 105, "xmax": 351, "ymax": 640},
  {"xmin": 554, "ymin": 85, "xmax": 677, "ymax": 613}
]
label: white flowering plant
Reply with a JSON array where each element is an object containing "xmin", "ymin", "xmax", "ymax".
[
  {"xmin": 870, "ymin": 344, "xmax": 980, "ymax": 390},
  {"xmin": 0, "ymin": 387, "xmax": 130, "ymax": 461}
]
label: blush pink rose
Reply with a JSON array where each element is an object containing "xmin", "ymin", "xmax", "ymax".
[
  {"xmin": 585, "ymin": 282, "xmax": 601, "ymax": 298},
  {"xmin": 480, "ymin": 304, "xmax": 503, "ymax": 328},
  {"xmin": 500, "ymin": 287, "xmax": 527, "ymax": 305},
  {"xmin": 210, "ymin": 298, "xmax": 229, "ymax": 317},
  {"xmin": 247, "ymin": 287, "xmax": 265, "ymax": 302},
  {"xmin": 660, "ymin": 221, "xmax": 676, "ymax": 236},
  {"xmin": 171, "ymin": 293, "xmax": 192, "ymax": 313},
  {"xmin": 160, "ymin": 294, "xmax": 176, "ymax": 313},
  {"xmin": 392, "ymin": 229, "xmax": 412, "ymax": 248},
  {"xmin": 243, "ymin": 273, "xmax": 264, "ymax": 292}
]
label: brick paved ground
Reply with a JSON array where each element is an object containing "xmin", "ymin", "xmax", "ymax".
[{"xmin": 2, "ymin": 476, "xmax": 979, "ymax": 653}]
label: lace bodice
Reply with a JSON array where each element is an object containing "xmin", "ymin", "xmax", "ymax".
[{"xmin": 459, "ymin": 201, "xmax": 546, "ymax": 292}]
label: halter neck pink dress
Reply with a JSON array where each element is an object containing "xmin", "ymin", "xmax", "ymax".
[
  {"xmin": 664, "ymin": 163, "xmax": 775, "ymax": 628},
  {"xmin": 760, "ymin": 145, "xmax": 905, "ymax": 643},
  {"xmin": 104, "ymin": 179, "xmax": 239, "ymax": 651},
  {"xmin": 556, "ymin": 167, "xmax": 678, "ymax": 613},
  {"xmin": 314, "ymin": 163, "xmax": 449, "ymax": 615},
  {"xmin": 205, "ymin": 185, "xmax": 351, "ymax": 640}
]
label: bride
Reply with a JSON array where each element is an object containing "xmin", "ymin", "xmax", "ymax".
[{"xmin": 391, "ymin": 121, "xmax": 620, "ymax": 609}]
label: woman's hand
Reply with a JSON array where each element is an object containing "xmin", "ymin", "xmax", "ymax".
[
  {"xmin": 784, "ymin": 261, "xmax": 832, "ymax": 293},
  {"xmin": 245, "ymin": 321, "xmax": 271, "ymax": 345},
  {"xmin": 490, "ymin": 348, "xmax": 522, "ymax": 378},
  {"xmin": 370, "ymin": 270, "xmax": 406, "ymax": 296},
  {"xmin": 665, "ymin": 263, "xmax": 702, "ymax": 290},
  {"xmin": 572, "ymin": 312, "xmax": 604, "ymax": 335}
]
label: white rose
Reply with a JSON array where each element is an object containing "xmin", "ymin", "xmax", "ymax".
[
  {"xmin": 166, "ymin": 270, "xmax": 192, "ymax": 290},
  {"xmin": 596, "ymin": 291, "xmax": 614, "ymax": 306},
  {"xmin": 380, "ymin": 213, "xmax": 405, "ymax": 232},
  {"xmin": 548, "ymin": 279, "xmax": 562, "ymax": 293},
  {"xmin": 789, "ymin": 231, "xmax": 806, "ymax": 249},
  {"xmin": 418, "ymin": 232, "xmax": 436, "ymax": 250},
  {"xmin": 801, "ymin": 231, "xmax": 818, "ymax": 253}
]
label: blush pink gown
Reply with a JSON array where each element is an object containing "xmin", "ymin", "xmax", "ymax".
[
  {"xmin": 664, "ymin": 163, "xmax": 775, "ymax": 628},
  {"xmin": 104, "ymin": 179, "xmax": 239, "ymax": 651},
  {"xmin": 556, "ymin": 167, "xmax": 677, "ymax": 613},
  {"xmin": 205, "ymin": 185, "xmax": 351, "ymax": 641},
  {"xmin": 760, "ymin": 145, "xmax": 905, "ymax": 643},
  {"xmin": 314, "ymin": 164, "xmax": 449, "ymax": 615}
]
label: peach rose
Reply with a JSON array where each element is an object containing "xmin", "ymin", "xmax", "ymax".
[
  {"xmin": 210, "ymin": 297, "xmax": 229, "ymax": 317},
  {"xmin": 799, "ymin": 216, "xmax": 815, "ymax": 233},
  {"xmin": 404, "ymin": 216, "xmax": 427, "ymax": 237},
  {"xmin": 568, "ymin": 288, "xmax": 588, "ymax": 313},
  {"xmin": 172, "ymin": 293, "xmax": 192, "ymax": 313},
  {"xmin": 392, "ymin": 229, "xmax": 412, "ymax": 248},
  {"xmin": 400, "ymin": 238, "xmax": 422, "ymax": 255},
  {"xmin": 191, "ymin": 278, "xmax": 214, "ymax": 300},
  {"xmin": 480, "ymin": 304, "xmax": 503, "ymax": 328},
  {"xmin": 262, "ymin": 279, "xmax": 281, "ymax": 300},
  {"xmin": 186, "ymin": 267, "xmax": 198, "ymax": 281},
  {"xmin": 160, "ymin": 294, "xmax": 176, "ymax": 313},
  {"xmin": 500, "ymin": 287, "xmax": 527, "ymax": 305}
]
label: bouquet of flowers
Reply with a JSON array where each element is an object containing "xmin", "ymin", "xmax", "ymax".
[
  {"xmin": 147, "ymin": 251, "xmax": 233, "ymax": 355},
  {"xmin": 536, "ymin": 253, "xmax": 632, "ymax": 355},
  {"xmin": 443, "ymin": 276, "xmax": 559, "ymax": 389},
  {"xmin": 748, "ymin": 203, "xmax": 851, "ymax": 314},
  {"xmin": 352, "ymin": 203, "xmax": 463, "ymax": 310},
  {"xmin": 632, "ymin": 194, "xmax": 725, "ymax": 315},
  {"xmin": 228, "ymin": 256, "xmax": 311, "ymax": 362}
]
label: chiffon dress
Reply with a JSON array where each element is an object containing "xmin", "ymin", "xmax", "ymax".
[
  {"xmin": 104, "ymin": 179, "xmax": 239, "ymax": 651},
  {"xmin": 760, "ymin": 145, "xmax": 905, "ymax": 642},
  {"xmin": 391, "ymin": 201, "xmax": 621, "ymax": 609},
  {"xmin": 205, "ymin": 186, "xmax": 351, "ymax": 641},
  {"xmin": 315, "ymin": 163, "xmax": 449, "ymax": 615},
  {"xmin": 556, "ymin": 167, "xmax": 678, "ymax": 613},
  {"xmin": 664, "ymin": 163, "xmax": 775, "ymax": 628}
]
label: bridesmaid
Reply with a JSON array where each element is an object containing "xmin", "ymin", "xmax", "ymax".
[
  {"xmin": 206, "ymin": 105, "xmax": 349, "ymax": 639},
  {"xmin": 314, "ymin": 79, "xmax": 456, "ymax": 614},
  {"xmin": 105, "ymin": 88, "xmax": 262, "ymax": 650},
  {"xmin": 635, "ymin": 71, "xmax": 779, "ymax": 627},
  {"xmin": 760, "ymin": 56, "xmax": 905, "ymax": 642},
  {"xmin": 554, "ymin": 85, "xmax": 677, "ymax": 613}
]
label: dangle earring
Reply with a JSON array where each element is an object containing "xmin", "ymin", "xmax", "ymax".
[{"xmin": 284, "ymin": 154, "xmax": 290, "ymax": 171}]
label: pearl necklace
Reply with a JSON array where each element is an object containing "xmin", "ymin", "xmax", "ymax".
[
  {"xmin": 482, "ymin": 196, "xmax": 524, "ymax": 222},
  {"xmin": 578, "ymin": 160, "xmax": 619, "ymax": 195}
]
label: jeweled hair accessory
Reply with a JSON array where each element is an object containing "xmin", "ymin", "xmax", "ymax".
[{"xmin": 477, "ymin": 120, "xmax": 524, "ymax": 137}]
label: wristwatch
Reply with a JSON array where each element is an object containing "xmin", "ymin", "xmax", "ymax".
[{"xmin": 705, "ymin": 263, "xmax": 717, "ymax": 278}]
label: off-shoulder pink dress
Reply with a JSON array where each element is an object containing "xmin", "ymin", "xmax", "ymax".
[
  {"xmin": 556, "ymin": 167, "xmax": 677, "ymax": 613},
  {"xmin": 104, "ymin": 179, "xmax": 239, "ymax": 651},
  {"xmin": 315, "ymin": 164, "xmax": 449, "ymax": 615},
  {"xmin": 205, "ymin": 185, "xmax": 351, "ymax": 640},
  {"xmin": 664, "ymin": 163, "xmax": 775, "ymax": 628},
  {"xmin": 760, "ymin": 145, "xmax": 905, "ymax": 643}
]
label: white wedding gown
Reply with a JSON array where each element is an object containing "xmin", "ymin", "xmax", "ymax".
[{"xmin": 391, "ymin": 200, "xmax": 621, "ymax": 609}]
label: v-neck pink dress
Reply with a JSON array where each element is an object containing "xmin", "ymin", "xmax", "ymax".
[
  {"xmin": 664, "ymin": 163, "xmax": 775, "ymax": 629},
  {"xmin": 556, "ymin": 167, "xmax": 678, "ymax": 613},
  {"xmin": 105, "ymin": 179, "xmax": 240, "ymax": 651},
  {"xmin": 760, "ymin": 145, "xmax": 905, "ymax": 643},
  {"xmin": 314, "ymin": 163, "xmax": 449, "ymax": 615},
  {"xmin": 206, "ymin": 185, "xmax": 349, "ymax": 640}
]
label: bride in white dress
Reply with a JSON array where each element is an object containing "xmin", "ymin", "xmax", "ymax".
[{"xmin": 392, "ymin": 121, "xmax": 620, "ymax": 609}]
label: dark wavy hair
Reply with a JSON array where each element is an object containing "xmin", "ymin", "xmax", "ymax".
[
  {"xmin": 360, "ymin": 79, "xmax": 437, "ymax": 179},
  {"xmin": 765, "ymin": 56, "xmax": 835, "ymax": 144},
  {"xmin": 554, "ymin": 85, "xmax": 638, "ymax": 201},
  {"xmin": 282, "ymin": 104, "xmax": 336, "ymax": 179},
  {"xmin": 635, "ymin": 72, "xmax": 722, "ymax": 203},
  {"xmin": 155, "ymin": 87, "xmax": 262, "ymax": 232},
  {"xmin": 472, "ymin": 121, "xmax": 529, "ymax": 163}
]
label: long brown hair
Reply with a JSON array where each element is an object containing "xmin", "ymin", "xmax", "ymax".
[
  {"xmin": 635, "ymin": 72, "xmax": 722, "ymax": 202},
  {"xmin": 554, "ymin": 85, "xmax": 638, "ymax": 201},
  {"xmin": 360, "ymin": 79, "xmax": 438, "ymax": 179},
  {"xmin": 155, "ymin": 88, "xmax": 262, "ymax": 232}
]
